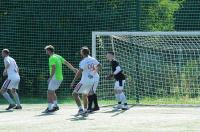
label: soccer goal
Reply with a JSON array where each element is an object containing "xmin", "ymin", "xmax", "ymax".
[{"xmin": 92, "ymin": 31, "xmax": 200, "ymax": 105}]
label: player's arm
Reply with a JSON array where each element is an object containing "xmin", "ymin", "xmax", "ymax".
[
  {"xmin": 50, "ymin": 65, "xmax": 56, "ymax": 79},
  {"xmin": 70, "ymin": 68, "xmax": 83, "ymax": 88},
  {"xmin": 63, "ymin": 60, "xmax": 78, "ymax": 73},
  {"xmin": 96, "ymin": 63, "xmax": 102, "ymax": 73},
  {"xmin": 3, "ymin": 61, "xmax": 10, "ymax": 76}
]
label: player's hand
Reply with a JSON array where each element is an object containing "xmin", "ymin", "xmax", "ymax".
[
  {"xmin": 73, "ymin": 68, "xmax": 78, "ymax": 74},
  {"xmin": 3, "ymin": 70, "xmax": 7, "ymax": 76},
  {"xmin": 70, "ymin": 82, "xmax": 75, "ymax": 88},
  {"xmin": 106, "ymin": 74, "xmax": 113, "ymax": 80},
  {"xmin": 47, "ymin": 78, "xmax": 51, "ymax": 84}
]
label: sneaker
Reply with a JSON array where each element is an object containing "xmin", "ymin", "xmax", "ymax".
[
  {"xmin": 75, "ymin": 109, "xmax": 84, "ymax": 116},
  {"xmin": 6, "ymin": 104, "xmax": 16, "ymax": 110},
  {"xmin": 113, "ymin": 104, "xmax": 122, "ymax": 110},
  {"xmin": 87, "ymin": 109, "xmax": 93, "ymax": 113},
  {"xmin": 14, "ymin": 105, "xmax": 22, "ymax": 110},
  {"xmin": 47, "ymin": 107, "xmax": 57, "ymax": 113},
  {"xmin": 122, "ymin": 104, "xmax": 129, "ymax": 110},
  {"xmin": 92, "ymin": 107, "xmax": 100, "ymax": 111},
  {"xmin": 42, "ymin": 108, "xmax": 49, "ymax": 113},
  {"xmin": 81, "ymin": 111, "xmax": 88, "ymax": 117},
  {"xmin": 53, "ymin": 106, "xmax": 59, "ymax": 111}
]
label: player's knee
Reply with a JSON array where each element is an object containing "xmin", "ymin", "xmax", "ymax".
[
  {"xmin": 0, "ymin": 88, "xmax": 6, "ymax": 94},
  {"xmin": 72, "ymin": 92, "xmax": 78, "ymax": 97},
  {"xmin": 11, "ymin": 89, "xmax": 16, "ymax": 94}
]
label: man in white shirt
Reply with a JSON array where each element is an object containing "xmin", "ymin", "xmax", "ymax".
[
  {"xmin": 71, "ymin": 47, "xmax": 101, "ymax": 116},
  {"xmin": 0, "ymin": 49, "xmax": 22, "ymax": 110}
]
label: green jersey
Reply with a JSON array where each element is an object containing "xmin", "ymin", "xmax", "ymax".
[{"xmin": 49, "ymin": 54, "xmax": 65, "ymax": 80}]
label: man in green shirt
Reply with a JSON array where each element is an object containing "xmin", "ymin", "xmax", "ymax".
[{"xmin": 44, "ymin": 45, "xmax": 77, "ymax": 113}]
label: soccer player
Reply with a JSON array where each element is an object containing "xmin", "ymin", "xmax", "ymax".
[
  {"xmin": 106, "ymin": 51, "xmax": 128, "ymax": 110},
  {"xmin": 44, "ymin": 45, "xmax": 77, "ymax": 113},
  {"xmin": 70, "ymin": 47, "xmax": 101, "ymax": 116},
  {"xmin": 0, "ymin": 49, "xmax": 22, "ymax": 110}
]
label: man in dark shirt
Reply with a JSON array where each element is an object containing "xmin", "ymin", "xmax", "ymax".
[{"xmin": 106, "ymin": 51, "xmax": 128, "ymax": 110}]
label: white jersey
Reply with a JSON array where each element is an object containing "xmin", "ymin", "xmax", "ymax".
[
  {"xmin": 4, "ymin": 56, "xmax": 20, "ymax": 80},
  {"xmin": 79, "ymin": 56, "xmax": 100, "ymax": 84}
]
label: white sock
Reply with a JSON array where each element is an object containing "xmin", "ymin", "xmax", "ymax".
[
  {"xmin": 2, "ymin": 92, "xmax": 14, "ymax": 104},
  {"xmin": 78, "ymin": 106, "xmax": 83, "ymax": 110},
  {"xmin": 53, "ymin": 100, "xmax": 58, "ymax": 107},
  {"xmin": 120, "ymin": 92, "xmax": 127, "ymax": 104},
  {"xmin": 13, "ymin": 92, "xmax": 21, "ymax": 106},
  {"xmin": 48, "ymin": 103, "xmax": 53, "ymax": 110}
]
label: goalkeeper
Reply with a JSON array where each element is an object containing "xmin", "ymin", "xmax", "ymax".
[{"xmin": 106, "ymin": 51, "xmax": 128, "ymax": 110}]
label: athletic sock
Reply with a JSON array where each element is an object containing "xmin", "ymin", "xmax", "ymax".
[
  {"xmin": 78, "ymin": 106, "xmax": 83, "ymax": 110},
  {"xmin": 120, "ymin": 92, "xmax": 127, "ymax": 104},
  {"xmin": 93, "ymin": 94, "xmax": 99, "ymax": 108},
  {"xmin": 2, "ymin": 92, "xmax": 14, "ymax": 104},
  {"xmin": 48, "ymin": 103, "xmax": 53, "ymax": 110},
  {"xmin": 53, "ymin": 100, "xmax": 58, "ymax": 107},
  {"xmin": 13, "ymin": 92, "xmax": 21, "ymax": 106}
]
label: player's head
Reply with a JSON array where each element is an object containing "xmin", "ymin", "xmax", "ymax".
[
  {"xmin": 2, "ymin": 49, "xmax": 10, "ymax": 58},
  {"xmin": 44, "ymin": 45, "xmax": 54, "ymax": 56},
  {"xmin": 80, "ymin": 46, "xmax": 90, "ymax": 58},
  {"xmin": 106, "ymin": 51, "xmax": 114, "ymax": 61}
]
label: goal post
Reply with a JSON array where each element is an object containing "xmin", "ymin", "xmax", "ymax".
[{"xmin": 92, "ymin": 31, "xmax": 200, "ymax": 105}]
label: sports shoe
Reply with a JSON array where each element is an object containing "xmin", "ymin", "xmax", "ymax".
[
  {"xmin": 122, "ymin": 104, "xmax": 129, "ymax": 110},
  {"xmin": 14, "ymin": 105, "xmax": 22, "ymax": 110},
  {"xmin": 42, "ymin": 108, "xmax": 49, "ymax": 113},
  {"xmin": 47, "ymin": 107, "xmax": 57, "ymax": 113},
  {"xmin": 113, "ymin": 104, "xmax": 122, "ymax": 110},
  {"xmin": 75, "ymin": 109, "xmax": 85, "ymax": 116},
  {"xmin": 53, "ymin": 106, "xmax": 59, "ymax": 111},
  {"xmin": 92, "ymin": 107, "xmax": 100, "ymax": 111},
  {"xmin": 6, "ymin": 104, "xmax": 16, "ymax": 110}
]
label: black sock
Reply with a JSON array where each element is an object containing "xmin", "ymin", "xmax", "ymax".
[
  {"xmin": 88, "ymin": 95, "xmax": 93, "ymax": 110},
  {"xmin": 93, "ymin": 94, "xmax": 99, "ymax": 108}
]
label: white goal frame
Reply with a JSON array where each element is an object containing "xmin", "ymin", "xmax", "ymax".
[{"xmin": 92, "ymin": 31, "xmax": 200, "ymax": 58}]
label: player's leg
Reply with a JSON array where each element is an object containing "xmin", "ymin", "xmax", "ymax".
[
  {"xmin": 52, "ymin": 92, "xmax": 59, "ymax": 110},
  {"xmin": 118, "ymin": 80, "xmax": 128, "ymax": 110},
  {"xmin": 87, "ymin": 93, "xmax": 93, "ymax": 112},
  {"xmin": 114, "ymin": 81, "xmax": 122, "ymax": 109},
  {"xmin": 10, "ymin": 79, "xmax": 22, "ymax": 109},
  {"xmin": 82, "ymin": 94, "xmax": 88, "ymax": 112},
  {"xmin": 72, "ymin": 83, "xmax": 84, "ymax": 115},
  {"xmin": 1, "ymin": 80, "xmax": 16, "ymax": 110},
  {"xmin": 90, "ymin": 80, "xmax": 100, "ymax": 111},
  {"xmin": 47, "ymin": 90, "xmax": 54, "ymax": 110},
  {"xmin": 11, "ymin": 89, "xmax": 22, "ymax": 109},
  {"xmin": 44, "ymin": 79, "xmax": 62, "ymax": 113}
]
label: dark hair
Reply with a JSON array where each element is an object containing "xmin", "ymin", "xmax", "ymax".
[
  {"xmin": 44, "ymin": 45, "xmax": 54, "ymax": 53},
  {"xmin": 107, "ymin": 51, "xmax": 114, "ymax": 55},
  {"xmin": 81, "ymin": 46, "xmax": 90, "ymax": 56},
  {"xmin": 2, "ymin": 49, "xmax": 10, "ymax": 55}
]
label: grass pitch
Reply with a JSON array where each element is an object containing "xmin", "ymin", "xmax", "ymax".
[{"xmin": 0, "ymin": 104, "xmax": 200, "ymax": 132}]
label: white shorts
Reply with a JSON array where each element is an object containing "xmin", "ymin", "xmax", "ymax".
[
  {"xmin": 48, "ymin": 78, "xmax": 62, "ymax": 91},
  {"xmin": 114, "ymin": 80, "xmax": 125, "ymax": 90},
  {"xmin": 74, "ymin": 81, "xmax": 97, "ymax": 95},
  {"xmin": 2, "ymin": 78, "xmax": 20, "ymax": 90},
  {"xmin": 89, "ymin": 80, "xmax": 99, "ymax": 94}
]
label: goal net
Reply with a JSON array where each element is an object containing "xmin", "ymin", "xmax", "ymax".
[{"xmin": 93, "ymin": 32, "xmax": 200, "ymax": 105}]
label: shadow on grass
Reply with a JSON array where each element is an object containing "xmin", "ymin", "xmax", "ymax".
[
  {"xmin": 0, "ymin": 110, "xmax": 13, "ymax": 113},
  {"xmin": 67, "ymin": 115, "xmax": 94, "ymax": 121},
  {"xmin": 35, "ymin": 112, "xmax": 56, "ymax": 117},
  {"xmin": 100, "ymin": 104, "xmax": 135, "ymax": 117}
]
